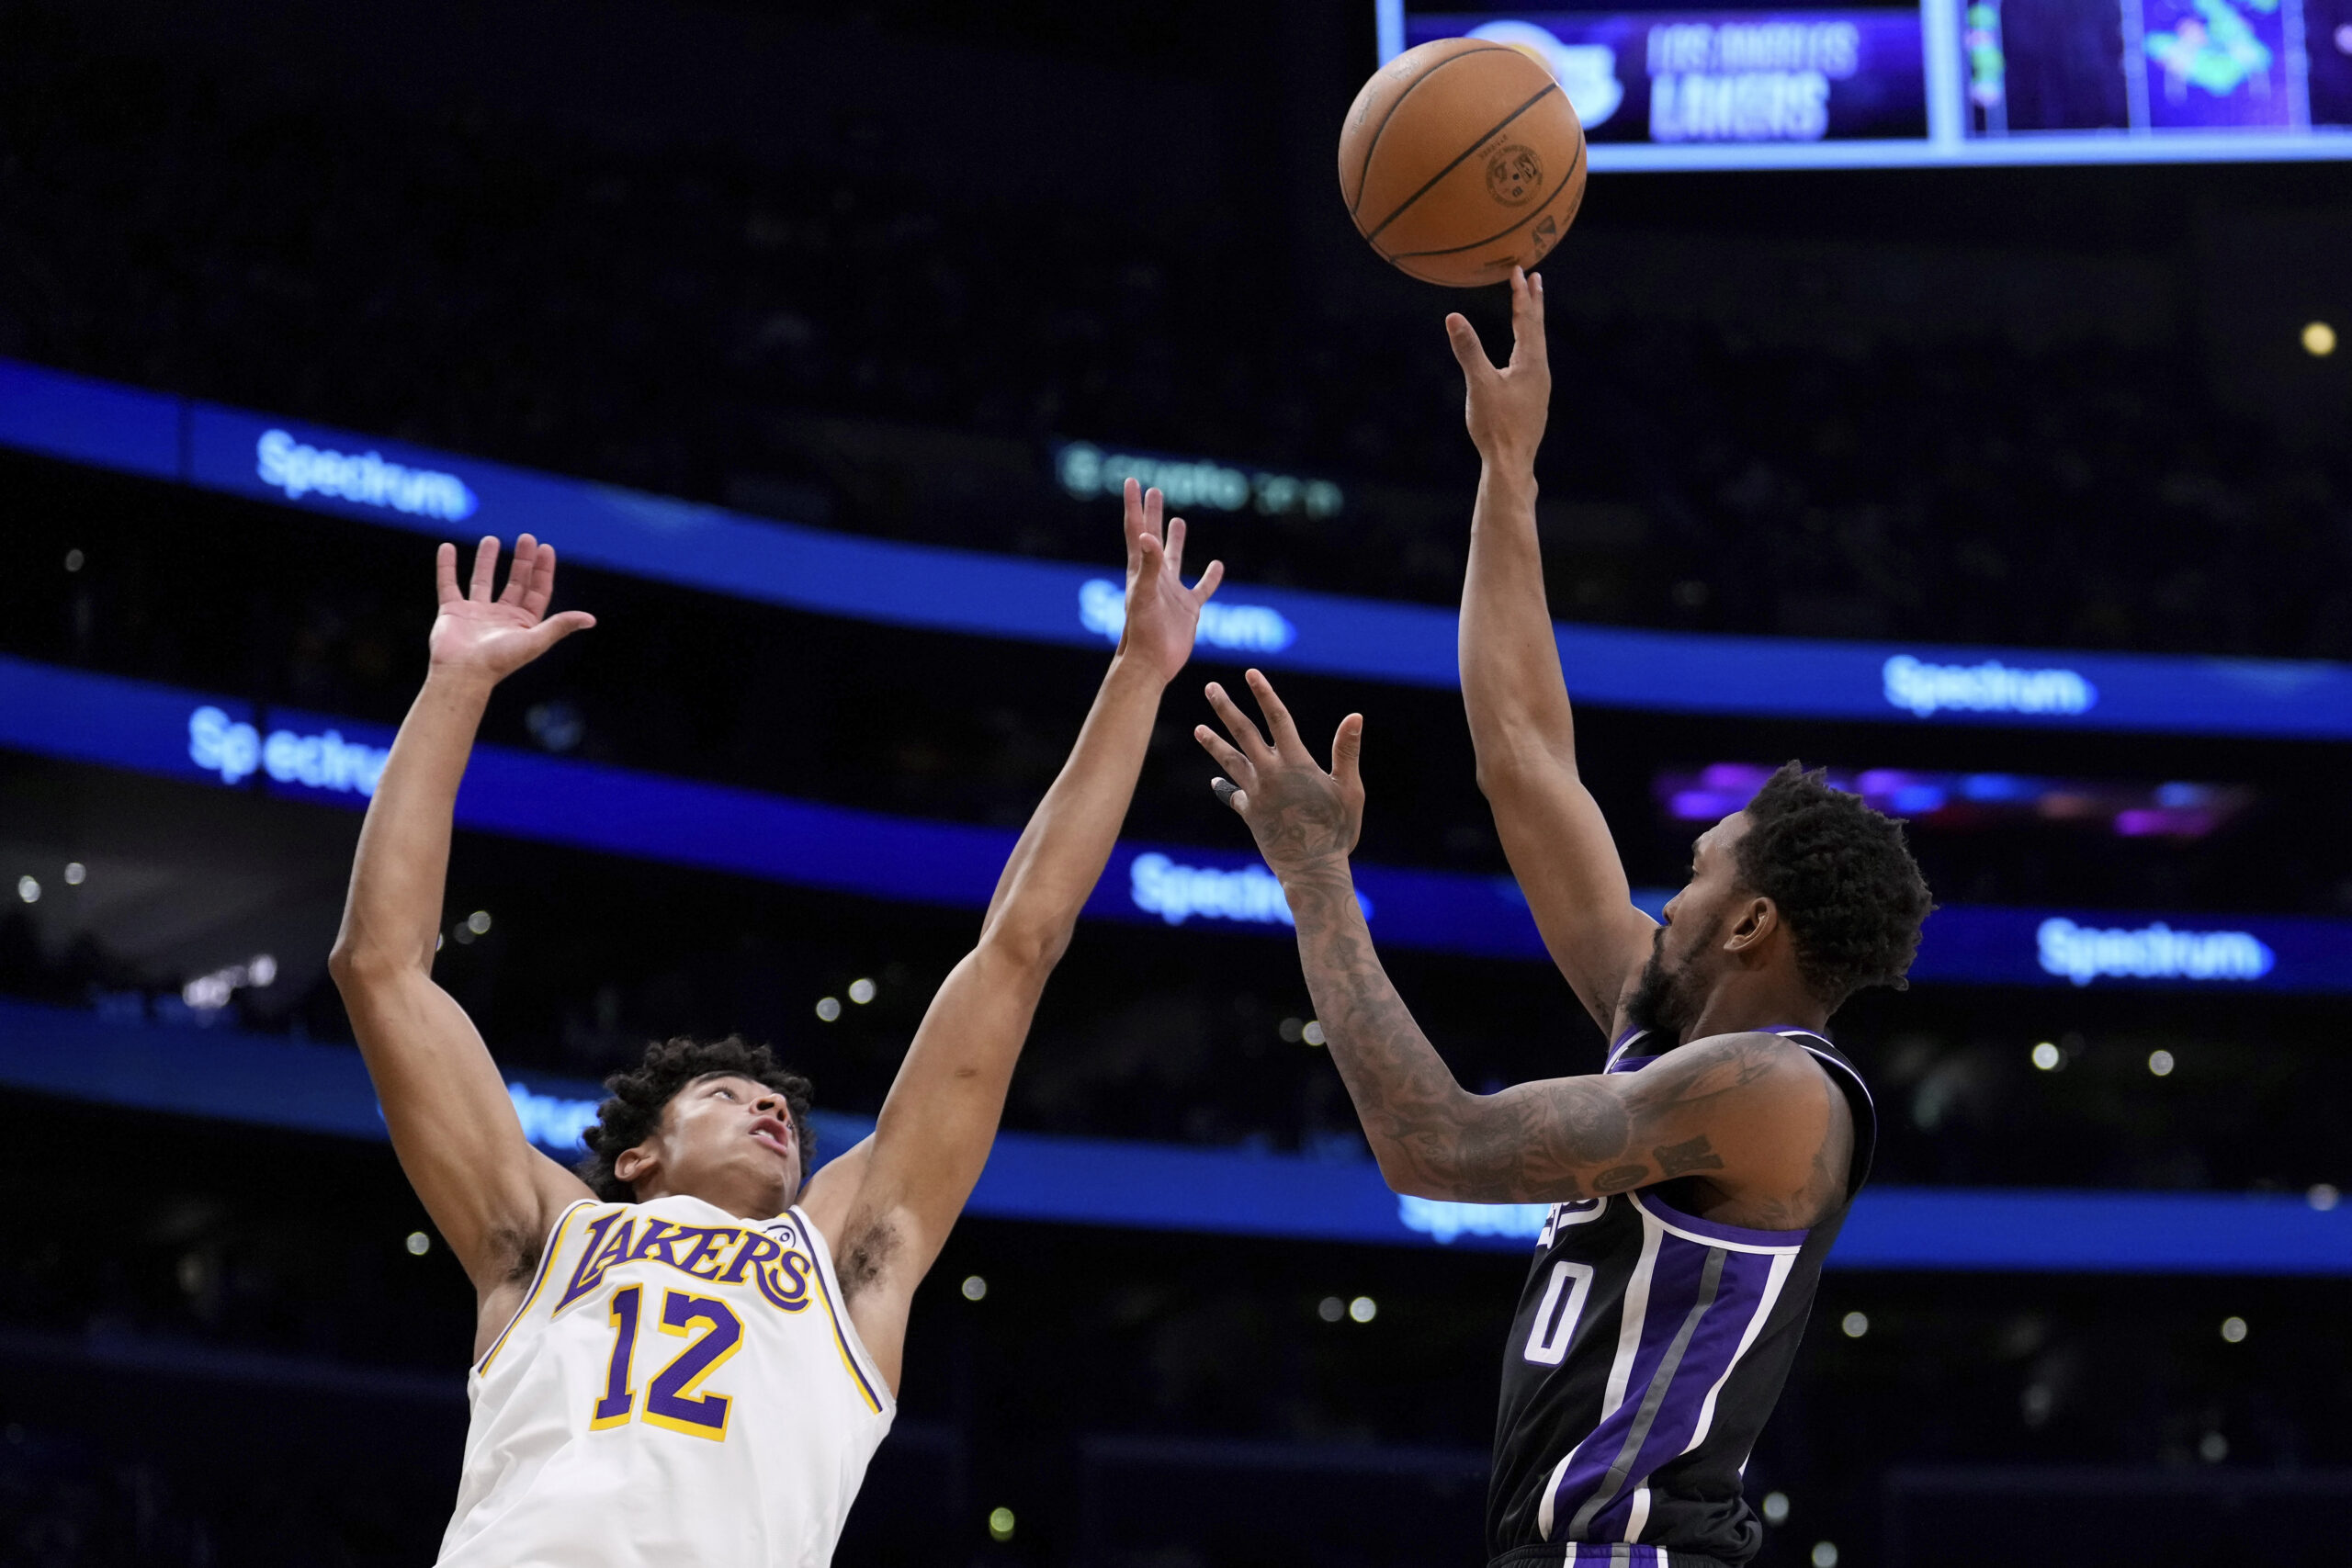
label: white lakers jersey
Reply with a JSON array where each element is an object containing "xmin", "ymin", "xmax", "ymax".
[{"xmin": 439, "ymin": 1194, "xmax": 895, "ymax": 1568}]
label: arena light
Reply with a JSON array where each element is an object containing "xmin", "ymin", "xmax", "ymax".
[
  {"xmin": 2147, "ymin": 1049, "xmax": 2177, "ymax": 1077},
  {"xmin": 2220, "ymin": 1315, "xmax": 2248, "ymax": 1343},
  {"xmin": 847, "ymin": 977, "xmax": 876, "ymax": 1005},
  {"xmin": 1760, "ymin": 1492, "xmax": 1791, "ymax": 1526},
  {"xmin": 1349, "ymin": 1295, "xmax": 1377, "ymax": 1323},
  {"xmin": 405, "ymin": 1231, "xmax": 431, "ymax": 1257},
  {"xmin": 62, "ymin": 863, "xmax": 85, "ymax": 886},
  {"xmin": 15, "ymin": 876, "xmax": 36, "ymax": 904},
  {"xmin": 2030, "ymin": 1042, "xmax": 2062, "ymax": 1071},
  {"xmin": 814, "ymin": 997, "xmax": 842, "ymax": 1023},
  {"xmin": 960, "ymin": 1275, "xmax": 988, "ymax": 1302},
  {"xmin": 2306, "ymin": 321, "xmax": 2338, "ymax": 357},
  {"xmin": 1840, "ymin": 1311, "xmax": 1869, "ymax": 1338}
]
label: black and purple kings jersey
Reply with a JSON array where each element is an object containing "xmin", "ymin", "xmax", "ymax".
[{"xmin": 1487, "ymin": 1026, "xmax": 1874, "ymax": 1568}]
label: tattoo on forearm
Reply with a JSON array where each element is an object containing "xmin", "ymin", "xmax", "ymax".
[{"xmin": 1283, "ymin": 873, "xmax": 1796, "ymax": 1203}]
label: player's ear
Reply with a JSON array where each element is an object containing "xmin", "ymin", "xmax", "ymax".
[
  {"xmin": 1724, "ymin": 897, "xmax": 1777, "ymax": 952},
  {"xmin": 613, "ymin": 1143, "xmax": 657, "ymax": 1189}
]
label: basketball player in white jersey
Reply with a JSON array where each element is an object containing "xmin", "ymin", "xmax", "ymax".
[
  {"xmin": 329, "ymin": 480, "xmax": 1222, "ymax": 1566},
  {"xmin": 1194, "ymin": 272, "xmax": 1932, "ymax": 1566}
]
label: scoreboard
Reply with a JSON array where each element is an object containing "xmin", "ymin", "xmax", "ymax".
[{"xmin": 1385, "ymin": 0, "xmax": 2352, "ymax": 165}]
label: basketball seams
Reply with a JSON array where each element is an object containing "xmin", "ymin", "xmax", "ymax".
[
  {"xmin": 1362, "ymin": 81, "xmax": 1564, "ymax": 246},
  {"xmin": 1346, "ymin": 44, "xmax": 1518, "ymax": 220},
  {"xmin": 1385, "ymin": 130, "xmax": 1587, "ymax": 261}
]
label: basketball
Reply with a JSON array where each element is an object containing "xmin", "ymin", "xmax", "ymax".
[{"xmin": 1337, "ymin": 39, "xmax": 1587, "ymax": 288}]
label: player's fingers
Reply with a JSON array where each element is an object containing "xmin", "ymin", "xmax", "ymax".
[
  {"xmin": 1164, "ymin": 513, "xmax": 1187, "ymax": 578},
  {"xmin": 1193, "ymin": 724, "xmax": 1252, "ymax": 782},
  {"xmin": 1244, "ymin": 668, "xmax": 1306, "ymax": 756},
  {"xmin": 1331, "ymin": 713, "xmax": 1365, "ymax": 790},
  {"xmin": 1210, "ymin": 777, "xmax": 1250, "ymax": 816},
  {"xmin": 1203, "ymin": 682, "xmax": 1273, "ymax": 761},
  {"xmin": 469, "ymin": 536, "xmax": 500, "ymax": 601},
  {"xmin": 526, "ymin": 610, "xmax": 597, "ymax": 654},
  {"xmin": 1443, "ymin": 313, "xmax": 1495, "ymax": 380},
  {"xmin": 1144, "ymin": 485, "xmax": 1165, "ymax": 542},
  {"xmin": 1510, "ymin": 268, "xmax": 1548, "ymax": 368},
  {"xmin": 1190, "ymin": 558, "xmax": 1226, "ymax": 605},
  {"xmin": 1123, "ymin": 477, "xmax": 1146, "ymax": 559},
  {"xmin": 523, "ymin": 540, "xmax": 560, "ymax": 619},
  {"xmin": 498, "ymin": 535, "xmax": 537, "ymax": 605},
  {"xmin": 435, "ymin": 543, "xmax": 461, "ymax": 604}
]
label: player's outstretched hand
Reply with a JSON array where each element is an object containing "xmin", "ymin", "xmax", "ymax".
[
  {"xmin": 1117, "ymin": 479, "xmax": 1226, "ymax": 685},
  {"xmin": 1195, "ymin": 670, "xmax": 1365, "ymax": 879},
  {"xmin": 1443, "ymin": 265, "xmax": 1549, "ymax": 468},
  {"xmin": 428, "ymin": 535, "xmax": 596, "ymax": 683}
]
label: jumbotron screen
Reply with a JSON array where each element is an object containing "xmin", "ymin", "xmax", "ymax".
[{"xmin": 1380, "ymin": 0, "xmax": 2352, "ymax": 166}]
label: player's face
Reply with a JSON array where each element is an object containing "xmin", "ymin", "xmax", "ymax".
[
  {"xmin": 1625, "ymin": 814, "xmax": 1750, "ymax": 1040},
  {"xmin": 626, "ymin": 1074, "xmax": 802, "ymax": 1217}
]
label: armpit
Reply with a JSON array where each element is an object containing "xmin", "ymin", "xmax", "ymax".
[
  {"xmin": 837, "ymin": 1212, "xmax": 904, "ymax": 1305},
  {"xmin": 486, "ymin": 1225, "xmax": 542, "ymax": 1287}
]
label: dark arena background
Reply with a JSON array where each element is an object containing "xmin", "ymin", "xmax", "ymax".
[{"xmin": 4, "ymin": 0, "xmax": 2352, "ymax": 1563}]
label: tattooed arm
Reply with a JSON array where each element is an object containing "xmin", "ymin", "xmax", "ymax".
[{"xmin": 1195, "ymin": 671, "xmax": 1849, "ymax": 1222}]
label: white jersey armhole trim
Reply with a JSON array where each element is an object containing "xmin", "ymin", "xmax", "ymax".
[
  {"xmin": 789, "ymin": 1206, "xmax": 898, "ymax": 1417},
  {"xmin": 474, "ymin": 1198, "xmax": 597, "ymax": 1378}
]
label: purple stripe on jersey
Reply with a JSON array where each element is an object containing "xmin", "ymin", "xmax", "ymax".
[
  {"xmin": 1631, "ymin": 1188, "xmax": 1811, "ymax": 1250},
  {"xmin": 1546, "ymin": 1228, "xmax": 1724, "ymax": 1532},
  {"xmin": 1607, "ymin": 1055, "xmax": 1659, "ymax": 1075},
  {"xmin": 1577, "ymin": 1246, "xmax": 1790, "ymax": 1541}
]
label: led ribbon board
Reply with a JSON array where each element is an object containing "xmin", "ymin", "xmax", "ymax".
[
  {"xmin": 4, "ymin": 358, "xmax": 2350, "ymax": 736},
  {"xmin": 1383, "ymin": 2, "xmax": 2352, "ymax": 169},
  {"xmin": 0, "ymin": 998, "xmax": 2343, "ymax": 1273},
  {"xmin": 7, "ymin": 653, "xmax": 2352, "ymax": 990}
]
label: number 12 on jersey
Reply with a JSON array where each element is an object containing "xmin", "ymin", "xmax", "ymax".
[{"xmin": 591, "ymin": 1285, "xmax": 746, "ymax": 1439}]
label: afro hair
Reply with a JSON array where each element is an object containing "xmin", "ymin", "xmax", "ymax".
[
  {"xmin": 576, "ymin": 1034, "xmax": 815, "ymax": 1201},
  {"xmin": 1735, "ymin": 761, "xmax": 1934, "ymax": 1010}
]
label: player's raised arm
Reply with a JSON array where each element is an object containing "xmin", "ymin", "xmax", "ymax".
[
  {"xmin": 1195, "ymin": 671, "xmax": 1839, "ymax": 1213},
  {"xmin": 1446, "ymin": 270, "xmax": 1657, "ymax": 1036},
  {"xmin": 328, "ymin": 536, "xmax": 598, "ymax": 1330},
  {"xmin": 804, "ymin": 480, "xmax": 1221, "ymax": 1393}
]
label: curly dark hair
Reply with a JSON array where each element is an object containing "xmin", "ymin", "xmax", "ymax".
[
  {"xmin": 1735, "ymin": 761, "xmax": 1934, "ymax": 1010},
  {"xmin": 575, "ymin": 1034, "xmax": 816, "ymax": 1201}
]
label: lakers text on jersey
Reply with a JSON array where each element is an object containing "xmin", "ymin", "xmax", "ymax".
[{"xmin": 439, "ymin": 1194, "xmax": 894, "ymax": 1568}]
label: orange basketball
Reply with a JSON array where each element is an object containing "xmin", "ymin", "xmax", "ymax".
[{"xmin": 1337, "ymin": 39, "xmax": 1587, "ymax": 288}]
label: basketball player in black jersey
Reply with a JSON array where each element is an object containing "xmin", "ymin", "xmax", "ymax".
[{"xmin": 1193, "ymin": 268, "xmax": 1932, "ymax": 1568}]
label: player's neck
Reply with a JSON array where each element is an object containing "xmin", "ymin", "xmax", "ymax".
[
  {"xmin": 632, "ymin": 1177, "xmax": 793, "ymax": 1221},
  {"xmin": 1682, "ymin": 972, "xmax": 1829, "ymax": 1043}
]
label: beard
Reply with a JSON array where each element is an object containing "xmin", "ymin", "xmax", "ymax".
[{"xmin": 1623, "ymin": 913, "xmax": 1719, "ymax": 1044}]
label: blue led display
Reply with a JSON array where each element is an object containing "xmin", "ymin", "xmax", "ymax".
[
  {"xmin": 0, "ymin": 998, "xmax": 2342, "ymax": 1273},
  {"xmin": 7, "ymin": 652, "xmax": 2352, "ymax": 991},
  {"xmin": 4, "ymin": 356, "xmax": 2349, "ymax": 738}
]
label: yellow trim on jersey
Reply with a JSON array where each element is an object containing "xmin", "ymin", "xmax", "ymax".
[
  {"xmin": 478, "ymin": 1200, "xmax": 594, "ymax": 1374},
  {"xmin": 792, "ymin": 1209, "xmax": 885, "ymax": 1415}
]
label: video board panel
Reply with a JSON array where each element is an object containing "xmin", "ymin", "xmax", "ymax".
[{"xmin": 1382, "ymin": 0, "xmax": 2352, "ymax": 165}]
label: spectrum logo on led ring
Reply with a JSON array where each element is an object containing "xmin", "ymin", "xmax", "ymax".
[
  {"xmin": 1883, "ymin": 655, "xmax": 2098, "ymax": 719},
  {"xmin": 2035, "ymin": 917, "xmax": 2276, "ymax": 987},
  {"xmin": 187, "ymin": 705, "xmax": 391, "ymax": 795},
  {"xmin": 256, "ymin": 428, "xmax": 477, "ymax": 521}
]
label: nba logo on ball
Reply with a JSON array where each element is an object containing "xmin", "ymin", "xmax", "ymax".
[
  {"xmin": 1487, "ymin": 145, "xmax": 1543, "ymax": 205},
  {"xmin": 1338, "ymin": 37, "xmax": 1589, "ymax": 287}
]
